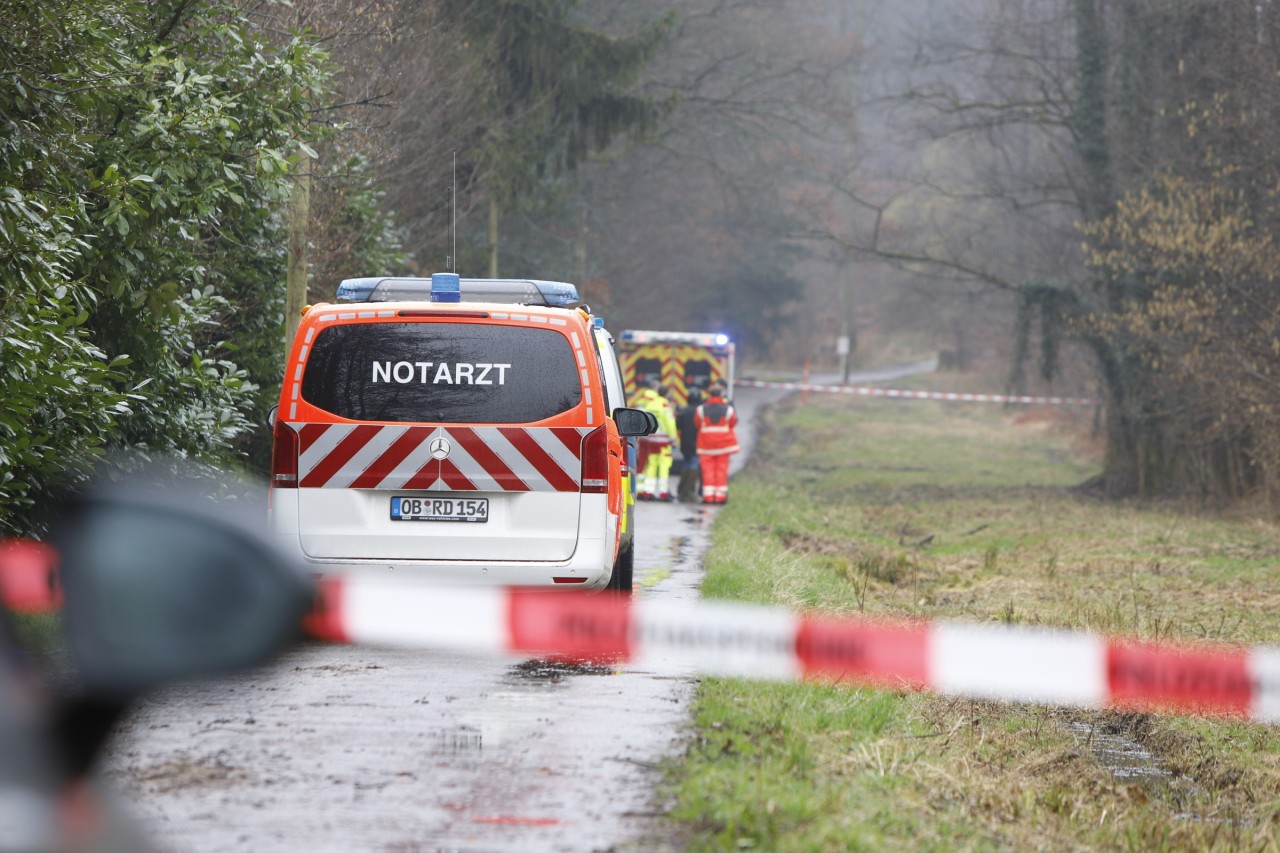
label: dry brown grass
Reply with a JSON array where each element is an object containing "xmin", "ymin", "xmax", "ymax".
[{"xmin": 675, "ymin": 392, "xmax": 1280, "ymax": 851}]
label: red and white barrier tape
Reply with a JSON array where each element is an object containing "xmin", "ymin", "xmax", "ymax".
[
  {"xmin": 734, "ymin": 378, "xmax": 1097, "ymax": 407},
  {"xmin": 306, "ymin": 577, "xmax": 1280, "ymax": 724},
  {"xmin": 0, "ymin": 539, "xmax": 60, "ymax": 613},
  {"xmin": 5, "ymin": 540, "xmax": 1272, "ymax": 724}
]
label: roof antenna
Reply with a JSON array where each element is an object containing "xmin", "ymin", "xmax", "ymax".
[{"xmin": 451, "ymin": 150, "xmax": 457, "ymax": 273}]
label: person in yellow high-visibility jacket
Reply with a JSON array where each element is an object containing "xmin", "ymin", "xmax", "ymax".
[{"xmin": 634, "ymin": 380, "xmax": 678, "ymax": 501}]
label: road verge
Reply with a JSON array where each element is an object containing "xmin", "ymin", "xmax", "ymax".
[{"xmin": 667, "ymin": 389, "xmax": 1280, "ymax": 851}]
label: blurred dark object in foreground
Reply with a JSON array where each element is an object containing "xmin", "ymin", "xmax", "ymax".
[{"xmin": 0, "ymin": 456, "xmax": 313, "ymax": 852}]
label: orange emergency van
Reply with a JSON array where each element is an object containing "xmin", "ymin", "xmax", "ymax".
[{"xmin": 268, "ymin": 273, "xmax": 655, "ymax": 592}]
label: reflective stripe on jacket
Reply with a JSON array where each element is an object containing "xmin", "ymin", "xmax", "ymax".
[{"xmin": 695, "ymin": 397, "xmax": 739, "ymax": 455}]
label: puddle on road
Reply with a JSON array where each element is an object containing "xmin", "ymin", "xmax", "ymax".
[
  {"xmin": 682, "ymin": 508, "xmax": 715, "ymax": 526},
  {"xmin": 507, "ymin": 658, "xmax": 616, "ymax": 682},
  {"xmin": 467, "ymin": 662, "xmax": 619, "ymax": 753},
  {"xmin": 669, "ymin": 534, "xmax": 690, "ymax": 564}
]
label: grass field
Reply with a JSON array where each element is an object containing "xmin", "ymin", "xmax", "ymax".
[{"xmin": 666, "ymin": 388, "xmax": 1280, "ymax": 851}]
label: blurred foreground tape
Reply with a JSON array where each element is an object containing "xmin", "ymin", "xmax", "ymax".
[
  {"xmin": 735, "ymin": 378, "xmax": 1096, "ymax": 406},
  {"xmin": 0, "ymin": 538, "xmax": 62, "ymax": 614},
  {"xmin": 307, "ymin": 576, "xmax": 1280, "ymax": 724}
]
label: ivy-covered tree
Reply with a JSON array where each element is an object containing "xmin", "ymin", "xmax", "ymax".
[{"xmin": 1064, "ymin": 1, "xmax": 1280, "ymax": 499}]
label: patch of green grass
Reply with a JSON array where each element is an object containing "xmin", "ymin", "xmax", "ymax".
[
  {"xmin": 671, "ymin": 681, "xmax": 957, "ymax": 852},
  {"xmin": 669, "ymin": 393, "xmax": 1280, "ymax": 850}
]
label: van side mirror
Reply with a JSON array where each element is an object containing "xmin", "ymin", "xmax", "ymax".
[
  {"xmin": 267, "ymin": 404, "xmax": 278, "ymax": 428},
  {"xmin": 51, "ymin": 464, "xmax": 313, "ymax": 699},
  {"xmin": 613, "ymin": 407, "xmax": 657, "ymax": 437}
]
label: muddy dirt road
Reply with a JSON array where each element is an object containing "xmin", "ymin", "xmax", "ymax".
[
  {"xmin": 101, "ymin": 363, "xmax": 932, "ymax": 852},
  {"xmin": 103, "ymin": 500, "xmax": 713, "ymax": 853}
]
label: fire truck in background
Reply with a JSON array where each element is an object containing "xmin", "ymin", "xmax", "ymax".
[{"xmin": 617, "ymin": 330, "xmax": 735, "ymax": 407}]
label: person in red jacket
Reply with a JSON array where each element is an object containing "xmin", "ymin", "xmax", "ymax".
[{"xmin": 694, "ymin": 384, "xmax": 739, "ymax": 504}]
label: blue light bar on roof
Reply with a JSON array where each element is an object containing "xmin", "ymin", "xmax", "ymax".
[
  {"xmin": 334, "ymin": 277, "xmax": 383, "ymax": 301},
  {"xmin": 459, "ymin": 279, "xmax": 578, "ymax": 305},
  {"xmin": 333, "ymin": 276, "xmax": 580, "ymax": 306},
  {"xmin": 523, "ymin": 280, "xmax": 579, "ymax": 306},
  {"xmin": 620, "ymin": 329, "xmax": 733, "ymax": 348}
]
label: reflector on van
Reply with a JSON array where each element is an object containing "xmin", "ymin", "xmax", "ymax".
[{"xmin": 335, "ymin": 276, "xmax": 580, "ymax": 306}]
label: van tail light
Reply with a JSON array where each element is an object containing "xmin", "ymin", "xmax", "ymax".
[
  {"xmin": 271, "ymin": 420, "xmax": 299, "ymax": 492},
  {"xmin": 580, "ymin": 425, "xmax": 609, "ymax": 493}
]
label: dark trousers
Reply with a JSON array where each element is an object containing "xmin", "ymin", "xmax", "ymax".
[{"xmin": 677, "ymin": 456, "xmax": 700, "ymax": 502}]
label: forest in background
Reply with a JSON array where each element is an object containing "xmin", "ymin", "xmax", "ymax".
[{"xmin": 4, "ymin": 0, "xmax": 1280, "ymax": 536}]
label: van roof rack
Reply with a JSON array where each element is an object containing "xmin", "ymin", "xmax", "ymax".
[{"xmin": 335, "ymin": 276, "xmax": 580, "ymax": 307}]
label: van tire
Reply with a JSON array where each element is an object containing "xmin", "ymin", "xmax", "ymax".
[{"xmin": 607, "ymin": 544, "xmax": 634, "ymax": 594}]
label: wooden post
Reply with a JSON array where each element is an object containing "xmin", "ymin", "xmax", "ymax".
[
  {"xmin": 576, "ymin": 202, "xmax": 588, "ymax": 285},
  {"xmin": 285, "ymin": 161, "xmax": 312, "ymax": 351},
  {"xmin": 488, "ymin": 196, "xmax": 499, "ymax": 278}
]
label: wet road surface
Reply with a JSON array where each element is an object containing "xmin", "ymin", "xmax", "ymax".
[
  {"xmin": 103, "ymin": 500, "xmax": 714, "ymax": 853},
  {"xmin": 100, "ymin": 363, "xmax": 932, "ymax": 852}
]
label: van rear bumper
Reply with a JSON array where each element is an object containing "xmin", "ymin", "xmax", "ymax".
[
  {"xmin": 271, "ymin": 490, "xmax": 618, "ymax": 589},
  {"xmin": 285, "ymin": 545, "xmax": 614, "ymax": 584},
  {"xmin": 282, "ymin": 538, "xmax": 613, "ymax": 590}
]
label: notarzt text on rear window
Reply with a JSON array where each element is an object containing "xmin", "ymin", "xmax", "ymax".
[
  {"xmin": 371, "ymin": 362, "xmax": 512, "ymax": 385},
  {"xmin": 302, "ymin": 322, "xmax": 582, "ymax": 423}
]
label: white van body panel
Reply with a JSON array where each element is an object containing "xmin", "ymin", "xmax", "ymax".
[
  {"xmin": 270, "ymin": 490, "xmax": 612, "ymax": 588},
  {"xmin": 297, "ymin": 489, "xmax": 581, "ymax": 562}
]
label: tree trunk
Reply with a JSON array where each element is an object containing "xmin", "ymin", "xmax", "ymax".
[
  {"xmin": 575, "ymin": 202, "xmax": 587, "ymax": 285},
  {"xmin": 1074, "ymin": 0, "xmax": 1154, "ymax": 496},
  {"xmin": 1073, "ymin": 0, "xmax": 1113, "ymax": 220},
  {"xmin": 488, "ymin": 195, "xmax": 499, "ymax": 278}
]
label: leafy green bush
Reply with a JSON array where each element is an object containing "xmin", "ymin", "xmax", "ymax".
[{"xmin": 0, "ymin": 1, "xmax": 367, "ymax": 532}]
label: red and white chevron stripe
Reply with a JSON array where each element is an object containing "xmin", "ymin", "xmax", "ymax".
[{"xmin": 290, "ymin": 423, "xmax": 593, "ymax": 492}]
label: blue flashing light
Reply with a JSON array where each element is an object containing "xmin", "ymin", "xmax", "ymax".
[
  {"xmin": 335, "ymin": 277, "xmax": 382, "ymax": 301},
  {"xmin": 715, "ymin": 333, "xmax": 731, "ymax": 346},
  {"xmin": 531, "ymin": 281, "xmax": 580, "ymax": 306},
  {"xmin": 431, "ymin": 273, "xmax": 461, "ymax": 303},
  {"xmin": 592, "ymin": 316, "xmax": 605, "ymax": 328}
]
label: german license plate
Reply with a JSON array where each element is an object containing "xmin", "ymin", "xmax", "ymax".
[{"xmin": 391, "ymin": 496, "xmax": 489, "ymax": 523}]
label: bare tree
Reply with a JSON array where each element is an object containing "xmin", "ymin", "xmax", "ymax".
[
  {"xmin": 563, "ymin": 0, "xmax": 865, "ymax": 360},
  {"xmin": 806, "ymin": 0, "xmax": 1280, "ymax": 499}
]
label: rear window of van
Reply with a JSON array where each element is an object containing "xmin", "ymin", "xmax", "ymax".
[{"xmin": 301, "ymin": 322, "xmax": 583, "ymax": 423}]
